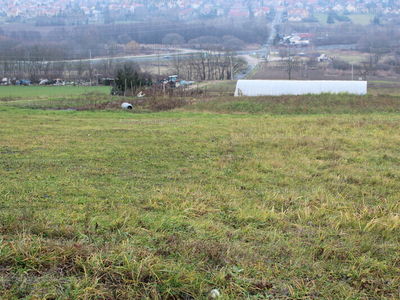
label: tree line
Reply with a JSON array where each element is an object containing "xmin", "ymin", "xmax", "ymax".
[
  {"xmin": 0, "ymin": 18, "xmax": 269, "ymax": 58},
  {"xmin": 169, "ymin": 49, "xmax": 247, "ymax": 81},
  {"xmin": 0, "ymin": 46, "xmax": 248, "ymax": 84}
]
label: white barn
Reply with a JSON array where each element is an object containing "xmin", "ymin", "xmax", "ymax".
[{"xmin": 234, "ymin": 80, "xmax": 367, "ymax": 96}]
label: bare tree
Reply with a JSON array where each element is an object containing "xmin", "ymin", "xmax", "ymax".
[
  {"xmin": 75, "ymin": 60, "xmax": 86, "ymax": 80},
  {"xmin": 371, "ymin": 46, "xmax": 385, "ymax": 65},
  {"xmin": 279, "ymin": 47, "xmax": 289, "ymax": 60},
  {"xmin": 28, "ymin": 61, "xmax": 44, "ymax": 82},
  {"xmin": 182, "ymin": 57, "xmax": 193, "ymax": 81},
  {"xmin": 187, "ymin": 52, "xmax": 207, "ymax": 81},
  {"xmin": 65, "ymin": 61, "xmax": 74, "ymax": 80},
  {"xmin": 307, "ymin": 53, "xmax": 319, "ymax": 68},
  {"xmin": 185, "ymin": 49, "xmax": 247, "ymax": 81},
  {"xmin": 357, "ymin": 55, "xmax": 374, "ymax": 80},
  {"xmin": 171, "ymin": 53, "xmax": 183, "ymax": 78},
  {"xmin": 99, "ymin": 58, "xmax": 114, "ymax": 78},
  {"xmin": 0, "ymin": 59, "xmax": 11, "ymax": 78},
  {"xmin": 228, "ymin": 52, "xmax": 247, "ymax": 80},
  {"xmin": 43, "ymin": 62, "xmax": 52, "ymax": 80},
  {"xmin": 282, "ymin": 56, "xmax": 299, "ymax": 80},
  {"xmin": 52, "ymin": 60, "xmax": 65, "ymax": 79}
]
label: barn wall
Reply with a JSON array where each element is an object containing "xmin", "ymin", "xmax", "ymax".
[{"xmin": 234, "ymin": 80, "xmax": 367, "ymax": 96}]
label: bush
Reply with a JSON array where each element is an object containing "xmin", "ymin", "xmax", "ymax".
[
  {"xmin": 221, "ymin": 35, "xmax": 246, "ymax": 50},
  {"xmin": 331, "ymin": 59, "xmax": 351, "ymax": 71},
  {"xmin": 162, "ymin": 33, "xmax": 185, "ymax": 45},
  {"xmin": 375, "ymin": 63, "xmax": 391, "ymax": 71}
]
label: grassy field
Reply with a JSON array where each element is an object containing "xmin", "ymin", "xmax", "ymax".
[
  {"xmin": 0, "ymin": 85, "xmax": 117, "ymax": 110},
  {"xmin": 183, "ymin": 93, "xmax": 400, "ymax": 114},
  {"xmin": 1, "ymin": 92, "xmax": 400, "ymax": 298},
  {"xmin": 314, "ymin": 13, "xmax": 329, "ymax": 24},
  {"xmin": 313, "ymin": 13, "xmax": 374, "ymax": 25},
  {"xmin": 347, "ymin": 14, "xmax": 375, "ymax": 25},
  {"xmin": 199, "ymin": 81, "xmax": 237, "ymax": 95},
  {"xmin": 0, "ymin": 85, "xmax": 110, "ymax": 100}
]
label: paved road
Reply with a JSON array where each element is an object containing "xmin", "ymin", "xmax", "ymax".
[{"xmin": 235, "ymin": 11, "xmax": 283, "ymax": 79}]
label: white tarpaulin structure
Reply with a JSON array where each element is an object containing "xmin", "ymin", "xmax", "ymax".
[{"xmin": 234, "ymin": 80, "xmax": 367, "ymax": 96}]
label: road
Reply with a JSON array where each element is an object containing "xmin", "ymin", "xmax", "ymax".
[
  {"xmin": 89, "ymin": 48, "xmax": 198, "ymax": 64},
  {"xmin": 262, "ymin": 11, "xmax": 283, "ymax": 52},
  {"xmin": 235, "ymin": 11, "xmax": 283, "ymax": 79}
]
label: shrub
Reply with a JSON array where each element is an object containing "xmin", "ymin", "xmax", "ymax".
[
  {"xmin": 375, "ymin": 63, "xmax": 392, "ymax": 71},
  {"xmin": 331, "ymin": 59, "xmax": 351, "ymax": 70}
]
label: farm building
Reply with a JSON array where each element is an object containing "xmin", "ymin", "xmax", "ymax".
[{"xmin": 234, "ymin": 80, "xmax": 367, "ymax": 96}]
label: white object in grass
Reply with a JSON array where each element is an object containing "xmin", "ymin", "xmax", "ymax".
[{"xmin": 210, "ymin": 289, "xmax": 221, "ymax": 298}]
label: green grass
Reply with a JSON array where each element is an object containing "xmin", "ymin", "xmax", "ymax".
[
  {"xmin": 199, "ymin": 81, "xmax": 237, "ymax": 95},
  {"xmin": 347, "ymin": 13, "xmax": 375, "ymax": 25},
  {"xmin": 314, "ymin": 13, "xmax": 329, "ymax": 24},
  {"xmin": 0, "ymin": 85, "xmax": 110, "ymax": 100},
  {"xmin": 2, "ymin": 95, "xmax": 400, "ymax": 298},
  {"xmin": 313, "ymin": 13, "xmax": 374, "ymax": 25},
  {"xmin": 0, "ymin": 85, "xmax": 114, "ymax": 109},
  {"xmin": 183, "ymin": 93, "xmax": 400, "ymax": 114},
  {"xmin": 368, "ymin": 82, "xmax": 400, "ymax": 96}
]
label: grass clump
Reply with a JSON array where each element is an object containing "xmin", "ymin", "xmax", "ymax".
[{"xmin": 1, "ymin": 102, "xmax": 400, "ymax": 298}]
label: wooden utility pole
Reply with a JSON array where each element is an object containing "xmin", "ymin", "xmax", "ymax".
[
  {"xmin": 158, "ymin": 51, "xmax": 160, "ymax": 76},
  {"xmin": 230, "ymin": 56, "xmax": 233, "ymax": 80}
]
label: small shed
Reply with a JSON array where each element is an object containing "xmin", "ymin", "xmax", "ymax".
[{"xmin": 234, "ymin": 80, "xmax": 367, "ymax": 96}]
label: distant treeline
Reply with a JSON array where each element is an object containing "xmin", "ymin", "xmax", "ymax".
[
  {"xmin": 1, "ymin": 18, "xmax": 269, "ymax": 45},
  {"xmin": 0, "ymin": 18, "xmax": 269, "ymax": 60}
]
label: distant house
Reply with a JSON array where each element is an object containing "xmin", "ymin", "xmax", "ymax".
[
  {"xmin": 288, "ymin": 8, "xmax": 309, "ymax": 21},
  {"xmin": 346, "ymin": 4, "xmax": 356, "ymax": 13},
  {"xmin": 297, "ymin": 33, "xmax": 315, "ymax": 39},
  {"xmin": 282, "ymin": 33, "xmax": 312, "ymax": 45},
  {"xmin": 313, "ymin": 5, "xmax": 325, "ymax": 13},
  {"xmin": 81, "ymin": 7, "xmax": 91, "ymax": 15},
  {"xmin": 288, "ymin": 14, "xmax": 302, "ymax": 21},
  {"xmin": 179, "ymin": 8, "xmax": 193, "ymax": 20},
  {"xmin": 254, "ymin": 7, "xmax": 270, "ymax": 17},
  {"xmin": 228, "ymin": 9, "xmax": 249, "ymax": 17},
  {"xmin": 228, "ymin": 5, "xmax": 249, "ymax": 17},
  {"xmin": 216, "ymin": 8, "xmax": 224, "ymax": 16},
  {"xmin": 122, "ymin": 3, "xmax": 135, "ymax": 13},
  {"xmin": 191, "ymin": 2, "xmax": 201, "ymax": 9},
  {"xmin": 356, "ymin": 3, "xmax": 368, "ymax": 13},
  {"xmin": 332, "ymin": 4, "xmax": 344, "ymax": 12},
  {"xmin": 109, "ymin": 4, "xmax": 118, "ymax": 11},
  {"xmin": 7, "ymin": 7, "xmax": 20, "ymax": 17}
]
